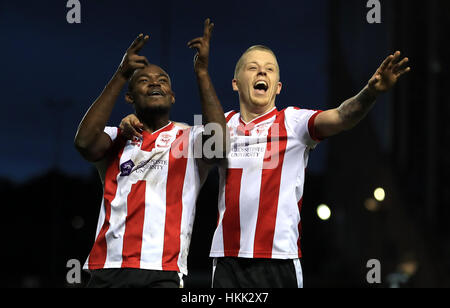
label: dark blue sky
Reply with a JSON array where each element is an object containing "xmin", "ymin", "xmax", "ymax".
[{"xmin": 0, "ymin": 0, "xmax": 390, "ymax": 182}]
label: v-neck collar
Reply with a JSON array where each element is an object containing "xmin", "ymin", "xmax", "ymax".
[
  {"xmin": 142, "ymin": 121, "xmax": 174, "ymax": 138},
  {"xmin": 239, "ymin": 107, "xmax": 278, "ymax": 127}
]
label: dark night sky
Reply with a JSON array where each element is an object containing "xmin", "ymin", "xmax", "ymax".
[{"xmin": 0, "ymin": 0, "xmax": 391, "ymax": 182}]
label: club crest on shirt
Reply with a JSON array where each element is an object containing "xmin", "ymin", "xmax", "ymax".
[
  {"xmin": 255, "ymin": 123, "xmax": 270, "ymax": 137},
  {"xmin": 120, "ymin": 159, "xmax": 135, "ymax": 176},
  {"xmin": 156, "ymin": 132, "xmax": 175, "ymax": 148}
]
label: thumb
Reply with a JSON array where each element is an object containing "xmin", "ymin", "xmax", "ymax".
[
  {"xmin": 133, "ymin": 119, "xmax": 144, "ymax": 131},
  {"xmin": 368, "ymin": 74, "xmax": 380, "ymax": 87}
]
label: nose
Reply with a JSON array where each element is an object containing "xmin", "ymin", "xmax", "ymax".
[
  {"xmin": 148, "ymin": 79, "xmax": 162, "ymax": 87},
  {"xmin": 257, "ymin": 68, "xmax": 267, "ymax": 76}
]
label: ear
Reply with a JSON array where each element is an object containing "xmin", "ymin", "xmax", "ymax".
[
  {"xmin": 232, "ymin": 79, "xmax": 239, "ymax": 92},
  {"xmin": 276, "ymin": 82, "xmax": 282, "ymax": 95},
  {"xmin": 171, "ymin": 91, "xmax": 176, "ymax": 105},
  {"xmin": 125, "ymin": 92, "xmax": 134, "ymax": 105}
]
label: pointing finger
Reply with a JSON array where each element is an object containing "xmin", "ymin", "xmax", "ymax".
[
  {"xmin": 133, "ymin": 35, "xmax": 149, "ymax": 53},
  {"xmin": 128, "ymin": 34, "xmax": 143, "ymax": 50},
  {"xmin": 128, "ymin": 34, "xmax": 149, "ymax": 53},
  {"xmin": 203, "ymin": 18, "xmax": 214, "ymax": 40}
]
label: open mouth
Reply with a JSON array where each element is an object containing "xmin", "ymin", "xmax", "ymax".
[
  {"xmin": 253, "ymin": 80, "xmax": 268, "ymax": 95},
  {"xmin": 147, "ymin": 89, "xmax": 165, "ymax": 97}
]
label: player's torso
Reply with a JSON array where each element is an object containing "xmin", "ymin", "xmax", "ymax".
[
  {"xmin": 212, "ymin": 108, "xmax": 310, "ymax": 259},
  {"xmin": 88, "ymin": 123, "xmax": 201, "ymax": 274}
]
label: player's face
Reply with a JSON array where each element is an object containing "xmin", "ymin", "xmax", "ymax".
[
  {"xmin": 126, "ymin": 65, "xmax": 175, "ymax": 113},
  {"xmin": 233, "ymin": 50, "xmax": 282, "ymax": 111}
]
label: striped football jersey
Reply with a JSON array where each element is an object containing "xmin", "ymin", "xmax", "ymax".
[
  {"xmin": 84, "ymin": 122, "xmax": 208, "ymax": 275},
  {"xmin": 210, "ymin": 107, "xmax": 322, "ymax": 259}
]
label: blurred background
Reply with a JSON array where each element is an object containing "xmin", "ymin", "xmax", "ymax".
[{"xmin": 0, "ymin": 0, "xmax": 448, "ymax": 287}]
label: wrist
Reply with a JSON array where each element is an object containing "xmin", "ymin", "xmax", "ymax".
[
  {"xmin": 365, "ymin": 84, "xmax": 380, "ymax": 100},
  {"xmin": 195, "ymin": 69, "xmax": 209, "ymax": 78},
  {"xmin": 113, "ymin": 69, "xmax": 129, "ymax": 84}
]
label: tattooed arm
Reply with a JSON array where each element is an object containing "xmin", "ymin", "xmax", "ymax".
[{"xmin": 314, "ymin": 51, "xmax": 410, "ymax": 139}]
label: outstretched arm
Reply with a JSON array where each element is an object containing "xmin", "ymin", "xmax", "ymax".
[
  {"xmin": 74, "ymin": 34, "xmax": 149, "ymax": 162},
  {"xmin": 314, "ymin": 51, "xmax": 411, "ymax": 139},
  {"xmin": 188, "ymin": 18, "xmax": 229, "ymax": 160}
]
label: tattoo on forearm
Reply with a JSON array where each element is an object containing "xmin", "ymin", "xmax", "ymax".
[{"xmin": 337, "ymin": 86, "xmax": 377, "ymax": 126}]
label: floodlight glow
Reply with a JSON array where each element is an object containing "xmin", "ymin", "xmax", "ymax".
[
  {"xmin": 317, "ymin": 204, "xmax": 331, "ymax": 221},
  {"xmin": 374, "ymin": 188, "xmax": 386, "ymax": 202}
]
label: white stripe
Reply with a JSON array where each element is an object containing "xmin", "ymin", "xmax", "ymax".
[
  {"xmin": 211, "ymin": 258, "xmax": 218, "ymax": 288},
  {"xmin": 272, "ymin": 135, "xmax": 305, "ymax": 258},
  {"xmin": 104, "ymin": 146, "xmax": 136, "ymax": 266},
  {"xmin": 139, "ymin": 169, "xmax": 168, "ymax": 270},
  {"xmin": 209, "ymin": 168, "xmax": 226, "ymax": 256},
  {"xmin": 178, "ymin": 139, "xmax": 198, "ymax": 275},
  {"xmin": 178, "ymin": 273, "xmax": 184, "ymax": 288},
  {"xmin": 293, "ymin": 259, "xmax": 303, "ymax": 288},
  {"xmin": 238, "ymin": 161, "xmax": 262, "ymax": 258}
]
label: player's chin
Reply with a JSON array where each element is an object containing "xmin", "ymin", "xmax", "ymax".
[
  {"xmin": 249, "ymin": 96, "xmax": 272, "ymax": 108},
  {"xmin": 139, "ymin": 98, "xmax": 172, "ymax": 113}
]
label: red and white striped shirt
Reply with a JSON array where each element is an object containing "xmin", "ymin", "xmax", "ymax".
[
  {"xmin": 84, "ymin": 122, "xmax": 207, "ymax": 275},
  {"xmin": 210, "ymin": 107, "xmax": 322, "ymax": 259}
]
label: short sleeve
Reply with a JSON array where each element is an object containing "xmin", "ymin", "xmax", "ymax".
[
  {"xmin": 104, "ymin": 126, "xmax": 119, "ymax": 142},
  {"xmin": 284, "ymin": 107, "xmax": 323, "ymax": 147},
  {"xmin": 93, "ymin": 126, "xmax": 120, "ymax": 183}
]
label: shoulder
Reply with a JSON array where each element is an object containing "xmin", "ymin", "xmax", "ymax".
[
  {"xmin": 283, "ymin": 107, "xmax": 322, "ymax": 123},
  {"xmin": 172, "ymin": 121, "xmax": 191, "ymax": 130},
  {"xmin": 225, "ymin": 110, "xmax": 239, "ymax": 123}
]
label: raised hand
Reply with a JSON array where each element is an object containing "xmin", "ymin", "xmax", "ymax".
[
  {"xmin": 119, "ymin": 113, "xmax": 143, "ymax": 140},
  {"xmin": 368, "ymin": 51, "xmax": 411, "ymax": 94},
  {"xmin": 187, "ymin": 18, "xmax": 214, "ymax": 74},
  {"xmin": 117, "ymin": 34, "xmax": 150, "ymax": 79}
]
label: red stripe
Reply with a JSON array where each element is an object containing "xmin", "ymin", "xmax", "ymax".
[
  {"xmin": 222, "ymin": 168, "xmax": 243, "ymax": 257},
  {"xmin": 239, "ymin": 108, "xmax": 278, "ymax": 127},
  {"xmin": 88, "ymin": 142, "xmax": 125, "ymax": 269},
  {"xmin": 225, "ymin": 111, "xmax": 238, "ymax": 123},
  {"xmin": 297, "ymin": 197, "xmax": 303, "ymax": 258},
  {"xmin": 162, "ymin": 128, "xmax": 190, "ymax": 271},
  {"xmin": 121, "ymin": 180, "xmax": 147, "ymax": 268},
  {"xmin": 141, "ymin": 122, "xmax": 175, "ymax": 152},
  {"xmin": 253, "ymin": 110, "xmax": 288, "ymax": 258},
  {"xmin": 307, "ymin": 110, "xmax": 324, "ymax": 142}
]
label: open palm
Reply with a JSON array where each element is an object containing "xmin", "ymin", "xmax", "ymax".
[{"xmin": 368, "ymin": 51, "xmax": 411, "ymax": 93}]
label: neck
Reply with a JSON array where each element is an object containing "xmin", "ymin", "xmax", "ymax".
[
  {"xmin": 137, "ymin": 111, "xmax": 171, "ymax": 134},
  {"xmin": 239, "ymin": 101, "xmax": 276, "ymax": 123}
]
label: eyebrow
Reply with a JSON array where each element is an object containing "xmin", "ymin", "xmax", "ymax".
[
  {"xmin": 246, "ymin": 61, "xmax": 277, "ymax": 66},
  {"xmin": 136, "ymin": 73, "xmax": 169, "ymax": 79}
]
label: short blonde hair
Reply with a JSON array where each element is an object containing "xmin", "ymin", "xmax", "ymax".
[{"xmin": 233, "ymin": 45, "xmax": 279, "ymax": 79}]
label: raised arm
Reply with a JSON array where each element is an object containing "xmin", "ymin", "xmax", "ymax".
[
  {"xmin": 119, "ymin": 20, "xmax": 229, "ymax": 160},
  {"xmin": 314, "ymin": 51, "xmax": 411, "ymax": 139},
  {"xmin": 188, "ymin": 18, "xmax": 229, "ymax": 160},
  {"xmin": 74, "ymin": 34, "xmax": 149, "ymax": 162}
]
